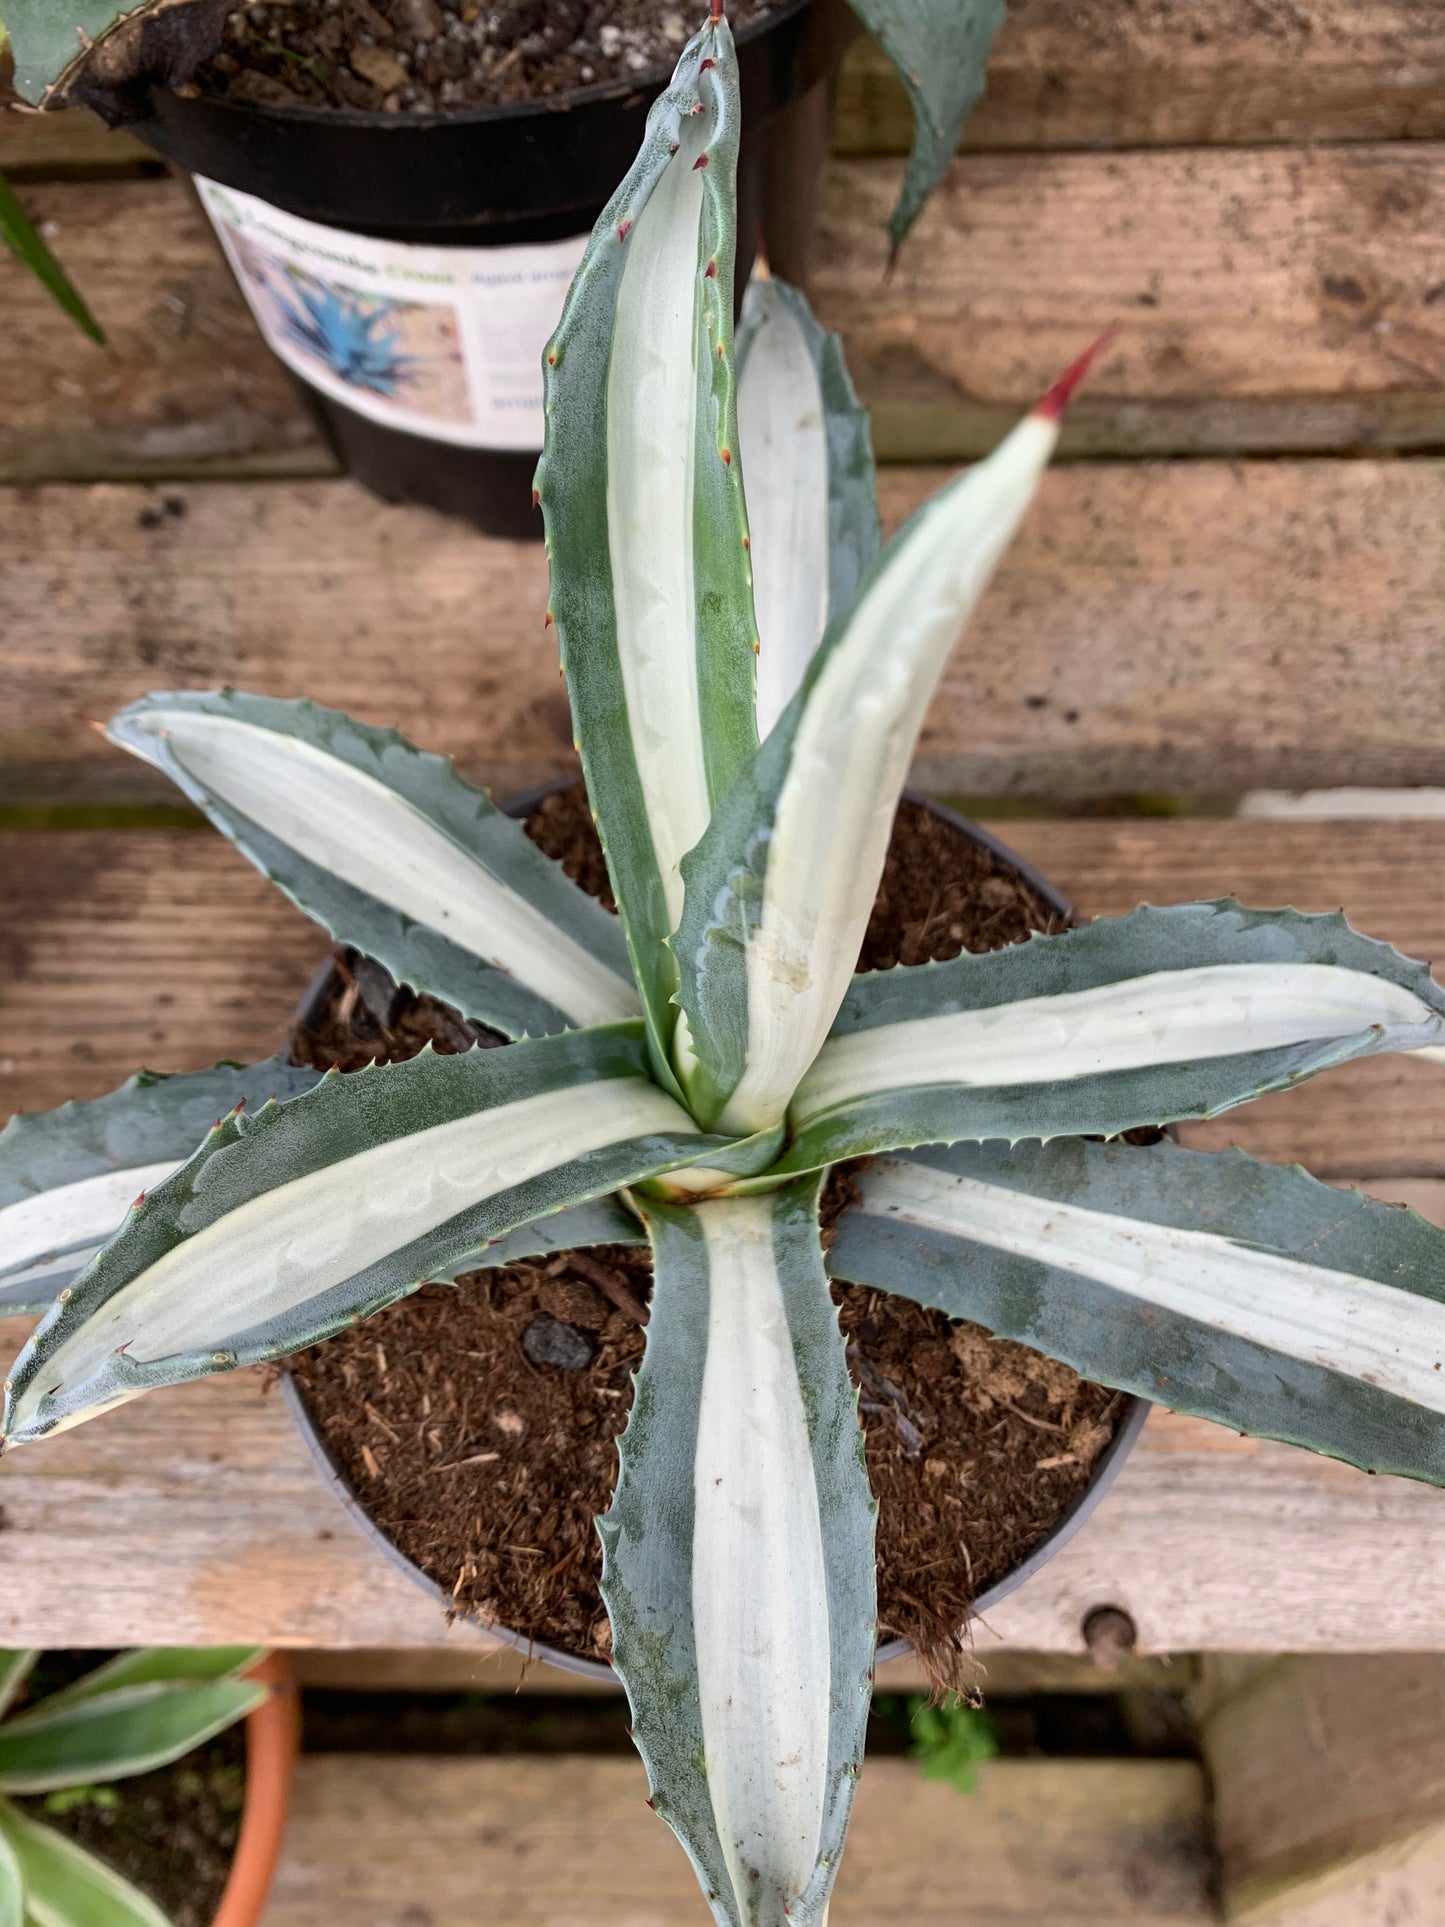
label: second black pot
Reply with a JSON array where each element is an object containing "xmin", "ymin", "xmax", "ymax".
[{"xmin": 135, "ymin": 0, "xmax": 854, "ymax": 537}]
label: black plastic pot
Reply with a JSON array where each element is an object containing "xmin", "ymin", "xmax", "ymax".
[
  {"xmin": 133, "ymin": 0, "xmax": 855, "ymax": 538},
  {"xmin": 281, "ymin": 788, "xmax": 1150, "ymax": 1681}
]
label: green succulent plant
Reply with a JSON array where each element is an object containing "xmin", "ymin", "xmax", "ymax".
[
  {"xmin": 0, "ymin": 1647, "xmax": 265, "ymax": 1927},
  {"xmin": 6, "ymin": 17, "xmax": 1445, "ymax": 1925}
]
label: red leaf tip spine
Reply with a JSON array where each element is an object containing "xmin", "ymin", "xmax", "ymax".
[
  {"xmin": 1033, "ymin": 325, "xmax": 1120, "ymax": 423},
  {"xmin": 692, "ymin": 152, "xmax": 710, "ymax": 170}
]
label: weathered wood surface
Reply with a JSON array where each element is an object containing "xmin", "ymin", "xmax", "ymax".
[
  {"xmin": 835, "ymin": 2, "xmax": 1445, "ymax": 154},
  {"xmin": 7, "ymin": 0, "xmax": 1445, "ymax": 182},
  {"xmin": 1201, "ymin": 1657, "xmax": 1445, "ymax": 1922},
  {"xmin": 4, "ymin": 822, "xmax": 1444, "ymax": 1181},
  {"xmin": 6, "ymin": 142, "xmax": 1445, "ymax": 482},
  {"xmin": 6, "ymin": 459, "xmax": 1445, "ymax": 810},
  {"xmin": 264, "ymin": 1755, "xmax": 1214, "ymax": 1925}
]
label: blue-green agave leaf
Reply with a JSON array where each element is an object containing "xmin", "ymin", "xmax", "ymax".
[
  {"xmin": 0, "ymin": 1678, "xmax": 265, "ymax": 1794},
  {"xmin": 601, "ymin": 1176, "xmax": 874, "ymax": 1927},
  {"xmin": 846, "ymin": 0, "xmax": 1006, "ymax": 255},
  {"xmin": 2, "ymin": 1026, "xmax": 729, "ymax": 1447},
  {"xmin": 3, "ymin": 0, "xmax": 222, "ymax": 108},
  {"xmin": 108, "ymin": 691, "xmax": 639, "ymax": 1041},
  {"xmin": 0, "ymin": 1059, "xmax": 320, "ymax": 1314},
  {"xmin": 778, "ymin": 902, "xmax": 1445, "ymax": 1171},
  {"xmin": 0, "ymin": 1799, "xmax": 167, "ymax": 1927},
  {"xmin": 536, "ymin": 15, "xmax": 758, "ymax": 1077},
  {"xmin": 735, "ymin": 275, "xmax": 880, "ymax": 735},
  {"xmin": 831, "ymin": 1138, "xmax": 1445, "ymax": 1484}
]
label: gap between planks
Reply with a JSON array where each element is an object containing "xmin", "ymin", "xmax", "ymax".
[
  {"xmin": 4, "ymin": 459, "xmax": 1445, "ymax": 812},
  {"xmin": 3, "ymin": 142, "xmax": 1444, "ymax": 482}
]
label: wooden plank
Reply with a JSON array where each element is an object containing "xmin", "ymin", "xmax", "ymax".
[
  {"xmin": 1200, "ymin": 1656, "xmax": 1445, "ymax": 1922},
  {"xmin": 8, "ymin": 0, "xmax": 1445, "ymax": 181},
  {"xmin": 7, "ymin": 145, "xmax": 1445, "ymax": 482},
  {"xmin": 4, "ymin": 821, "xmax": 1445, "ymax": 1174},
  {"xmin": 835, "ymin": 2, "xmax": 1445, "ymax": 155},
  {"xmin": 0, "ymin": 179, "xmax": 327, "ymax": 486},
  {"xmin": 3, "ymin": 826, "xmax": 1445, "ymax": 1649},
  {"xmin": 0, "ymin": 109, "xmax": 150, "ymax": 178},
  {"xmin": 6, "ymin": 458, "xmax": 1445, "ymax": 812},
  {"xmin": 812, "ymin": 145, "xmax": 1445, "ymax": 462},
  {"xmin": 264, "ymin": 1755, "xmax": 1213, "ymax": 1925},
  {"xmin": 7, "ymin": 1296, "xmax": 1445, "ymax": 1651}
]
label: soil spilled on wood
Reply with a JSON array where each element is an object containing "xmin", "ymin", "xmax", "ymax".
[
  {"xmin": 288, "ymin": 782, "xmax": 1122, "ymax": 1693},
  {"xmin": 199, "ymin": 0, "xmax": 778, "ymax": 114}
]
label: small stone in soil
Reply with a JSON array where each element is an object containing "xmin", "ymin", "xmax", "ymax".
[{"xmin": 522, "ymin": 1314, "xmax": 596, "ymax": 1371}]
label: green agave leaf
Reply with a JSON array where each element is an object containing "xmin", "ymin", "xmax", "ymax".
[
  {"xmin": 0, "ymin": 1800, "xmax": 167, "ymax": 1927},
  {"xmin": 3, "ymin": 1026, "xmax": 727, "ymax": 1447},
  {"xmin": 3, "ymin": 0, "xmax": 223, "ymax": 110},
  {"xmin": 0, "ymin": 169, "xmax": 103, "ymax": 344},
  {"xmin": 674, "ymin": 383, "xmax": 1070, "ymax": 1136},
  {"xmin": 108, "ymin": 691, "xmax": 639, "ymax": 1041},
  {"xmin": 735, "ymin": 275, "xmax": 880, "ymax": 735},
  {"xmin": 0, "ymin": 1661, "xmax": 37, "ymax": 1728},
  {"xmin": 830, "ymin": 1139, "xmax": 1445, "ymax": 1484},
  {"xmin": 536, "ymin": 14, "xmax": 758, "ymax": 1076},
  {"xmin": 32, "ymin": 1648, "xmax": 263, "ymax": 1712},
  {"xmin": 845, "ymin": 0, "xmax": 1006, "ymax": 255},
  {"xmin": 601, "ymin": 1177, "xmax": 874, "ymax": 1927},
  {"xmin": 0, "ymin": 1679, "xmax": 263, "ymax": 1795},
  {"xmin": 778, "ymin": 902, "xmax": 1445, "ymax": 1171},
  {"xmin": 0, "ymin": 1059, "xmax": 320, "ymax": 1314},
  {"xmin": 0, "ymin": 1812, "xmax": 19, "ymax": 1927}
]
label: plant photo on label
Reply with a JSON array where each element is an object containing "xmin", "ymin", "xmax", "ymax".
[{"xmin": 6, "ymin": 13, "xmax": 1445, "ymax": 1924}]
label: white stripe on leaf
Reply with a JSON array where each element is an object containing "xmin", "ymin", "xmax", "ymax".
[
  {"xmin": 116, "ymin": 708, "xmax": 637, "ymax": 1029},
  {"xmin": 794, "ymin": 961, "xmax": 1445, "ymax": 1123},
  {"xmin": 606, "ymin": 111, "xmax": 712, "ymax": 931},
  {"xmin": 0, "ymin": 1163, "xmax": 178, "ymax": 1293},
  {"xmin": 861, "ymin": 1155, "xmax": 1445, "ymax": 1415},
  {"xmin": 692, "ymin": 1195, "xmax": 830, "ymax": 1919},
  {"xmin": 712, "ymin": 411, "xmax": 1061, "ymax": 1136},
  {"xmin": 738, "ymin": 281, "xmax": 831, "ymax": 736}
]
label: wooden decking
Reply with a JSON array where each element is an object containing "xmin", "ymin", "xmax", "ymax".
[{"xmin": 4, "ymin": 6, "xmax": 1445, "ymax": 1916}]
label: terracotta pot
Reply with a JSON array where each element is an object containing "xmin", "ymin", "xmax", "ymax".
[
  {"xmin": 284, "ymin": 790, "xmax": 1151, "ymax": 1679},
  {"xmin": 211, "ymin": 1654, "xmax": 299, "ymax": 1927}
]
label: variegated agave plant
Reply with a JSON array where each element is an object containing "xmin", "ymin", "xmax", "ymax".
[
  {"xmin": 0, "ymin": 1646, "xmax": 266, "ymax": 1927},
  {"xmin": 6, "ymin": 18, "xmax": 1445, "ymax": 1925}
]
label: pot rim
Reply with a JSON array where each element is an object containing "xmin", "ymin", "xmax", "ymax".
[
  {"xmin": 210, "ymin": 1653, "xmax": 299, "ymax": 1927},
  {"xmin": 160, "ymin": 0, "xmax": 816, "ymax": 136},
  {"xmin": 283, "ymin": 782, "xmax": 1152, "ymax": 1683}
]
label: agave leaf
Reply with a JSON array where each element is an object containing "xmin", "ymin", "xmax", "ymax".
[
  {"xmin": 537, "ymin": 15, "xmax": 757, "ymax": 1071},
  {"xmin": 2, "ymin": 1026, "xmax": 726, "ymax": 1447},
  {"xmin": 0, "ymin": 1679, "xmax": 264, "ymax": 1795},
  {"xmin": 3, "ymin": 0, "xmax": 226, "ymax": 112},
  {"xmin": 776, "ymin": 901, "xmax": 1445, "ymax": 1171},
  {"xmin": 32, "ymin": 1648, "xmax": 264, "ymax": 1712},
  {"xmin": 0, "ymin": 1814, "xmax": 18, "ymax": 1927},
  {"xmin": 674, "ymin": 366, "xmax": 1087, "ymax": 1135},
  {"xmin": 0, "ymin": 1800, "xmax": 167, "ymax": 1927},
  {"xmin": 735, "ymin": 275, "xmax": 880, "ymax": 735},
  {"xmin": 0, "ymin": 1661, "xmax": 38, "ymax": 1727},
  {"xmin": 108, "ymin": 691, "xmax": 639, "ymax": 1040},
  {"xmin": 0, "ymin": 169, "xmax": 103, "ymax": 344},
  {"xmin": 845, "ymin": 0, "xmax": 1006, "ymax": 255},
  {"xmin": 831, "ymin": 1138, "xmax": 1445, "ymax": 1485},
  {"xmin": 601, "ymin": 1177, "xmax": 874, "ymax": 1927},
  {"xmin": 0, "ymin": 1059, "xmax": 320, "ymax": 1314}
]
